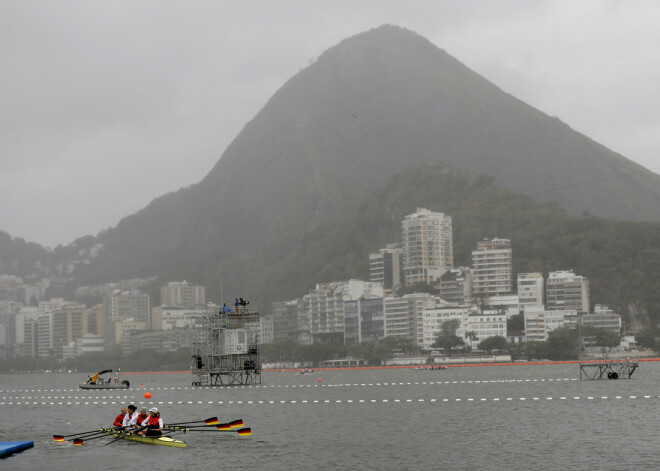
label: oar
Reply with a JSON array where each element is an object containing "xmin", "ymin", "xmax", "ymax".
[
  {"xmin": 57, "ymin": 428, "xmax": 120, "ymax": 444},
  {"xmin": 53, "ymin": 427, "xmax": 118, "ymax": 442},
  {"xmin": 163, "ymin": 426, "xmax": 251, "ymax": 436},
  {"xmin": 215, "ymin": 419, "xmax": 244, "ymax": 430},
  {"xmin": 71, "ymin": 429, "xmax": 121, "ymax": 446},
  {"xmin": 165, "ymin": 416, "xmax": 218, "ymax": 426},
  {"xmin": 164, "ymin": 420, "xmax": 244, "ymax": 431}
]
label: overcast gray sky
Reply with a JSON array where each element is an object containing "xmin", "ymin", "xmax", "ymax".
[{"xmin": 2, "ymin": 1, "xmax": 660, "ymax": 248}]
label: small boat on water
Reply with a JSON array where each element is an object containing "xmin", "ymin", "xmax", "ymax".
[
  {"xmin": 104, "ymin": 430, "xmax": 186, "ymax": 448},
  {"xmin": 80, "ymin": 369, "xmax": 130, "ymax": 390}
]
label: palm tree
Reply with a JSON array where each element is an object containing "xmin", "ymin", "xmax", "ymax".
[{"xmin": 464, "ymin": 331, "xmax": 478, "ymax": 353}]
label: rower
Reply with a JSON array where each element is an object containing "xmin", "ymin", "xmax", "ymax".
[
  {"xmin": 134, "ymin": 407, "xmax": 149, "ymax": 428},
  {"xmin": 113, "ymin": 407, "xmax": 127, "ymax": 427},
  {"xmin": 122, "ymin": 405, "xmax": 138, "ymax": 429},
  {"xmin": 138, "ymin": 407, "xmax": 163, "ymax": 436}
]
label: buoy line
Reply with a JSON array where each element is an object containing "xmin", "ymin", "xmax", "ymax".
[{"xmin": 0, "ymin": 394, "xmax": 657, "ymax": 407}]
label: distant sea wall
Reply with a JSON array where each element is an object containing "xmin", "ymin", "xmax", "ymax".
[{"xmin": 385, "ymin": 355, "xmax": 512, "ymax": 366}]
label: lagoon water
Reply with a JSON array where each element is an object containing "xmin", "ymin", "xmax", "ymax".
[{"xmin": 1, "ymin": 362, "xmax": 658, "ymax": 470}]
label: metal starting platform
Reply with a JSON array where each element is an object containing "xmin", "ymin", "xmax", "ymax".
[
  {"xmin": 579, "ymin": 355, "xmax": 639, "ymax": 380},
  {"xmin": 191, "ymin": 304, "xmax": 262, "ymax": 386}
]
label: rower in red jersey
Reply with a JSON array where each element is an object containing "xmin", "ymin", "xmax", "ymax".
[
  {"xmin": 113, "ymin": 407, "xmax": 128, "ymax": 427},
  {"xmin": 138, "ymin": 407, "xmax": 163, "ymax": 436},
  {"xmin": 134, "ymin": 407, "xmax": 149, "ymax": 428}
]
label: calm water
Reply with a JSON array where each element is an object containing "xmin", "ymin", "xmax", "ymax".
[{"xmin": 1, "ymin": 362, "xmax": 658, "ymax": 470}]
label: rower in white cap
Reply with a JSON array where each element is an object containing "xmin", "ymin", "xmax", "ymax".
[{"xmin": 138, "ymin": 407, "xmax": 163, "ymax": 436}]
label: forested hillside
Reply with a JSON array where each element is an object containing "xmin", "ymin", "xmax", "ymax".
[
  {"xmin": 236, "ymin": 163, "xmax": 660, "ymax": 329},
  {"xmin": 2, "ymin": 163, "xmax": 659, "ymax": 330}
]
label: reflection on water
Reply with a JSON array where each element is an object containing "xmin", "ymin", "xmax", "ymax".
[{"xmin": 1, "ymin": 362, "xmax": 658, "ymax": 471}]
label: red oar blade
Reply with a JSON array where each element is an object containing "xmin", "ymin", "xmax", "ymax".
[
  {"xmin": 228, "ymin": 419, "xmax": 244, "ymax": 428},
  {"xmin": 216, "ymin": 423, "xmax": 231, "ymax": 431},
  {"xmin": 237, "ymin": 427, "xmax": 252, "ymax": 436},
  {"xmin": 204, "ymin": 417, "xmax": 219, "ymax": 425},
  {"xmin": 73, "ymin": 439, "xmax": 85, "ymax": 446},
  {"xmin": 53, "ymin": 435, "xmax": 65, "ymax": 442}
]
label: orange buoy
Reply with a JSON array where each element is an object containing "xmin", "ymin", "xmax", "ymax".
[
  {"xmin": 317, "ymin": 378, "xmax": 322, "ymax": 382},
  {"xmin": 144, "ymin": 392, "xmax": 152, "ymax": 399}
]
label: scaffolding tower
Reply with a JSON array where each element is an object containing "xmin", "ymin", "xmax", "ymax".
[
  {"xmin": 579, "ymin": 354, "xmax": 639, "ymax": 380},
  {"xmin": 191, "ymin": 304, "xmax": 262, "ymax": 386},
  {"xmin": 577, "ymin": 312, "xmax": 639, "ymax": 380}
]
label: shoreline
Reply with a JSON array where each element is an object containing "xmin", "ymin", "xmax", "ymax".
[{"xmin": 4, "ymin": 356, "xmax": 656, "ymax": 375}]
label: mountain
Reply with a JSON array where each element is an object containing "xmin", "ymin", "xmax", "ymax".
[{"xmin": 3, "ymin": 25, "xmax": 660, "ymax": 325}]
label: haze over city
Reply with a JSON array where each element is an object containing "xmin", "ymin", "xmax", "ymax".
[{"xmin": 2, "ymin": 0, "xmax": 660, "ymax": 248}]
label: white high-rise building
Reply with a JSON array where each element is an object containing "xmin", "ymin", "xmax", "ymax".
[
  {"xmin": 302, "ymin": 280, "xmax": 383, "ymax": 344},
  {"xmin": 103, "ymin": 290, "xmax": 151, "ymax": 345},
  {"xmin": 401, "ymin": 208, "xmax": 453, "ymax": 287},
  {"xmin": 159, "ymin": 307, "xmax": 203, "ymax": 331},
  {"xmin": 104, "ymin": 290, "xmax": 151, "ymax": 324},
  {"xmin": 420, "ymin": 305, "xmax": 508, "ymax": 351},
  {"xmin": 36, "ymin": 313, "xmax": 53, "ymax": 357},
  {"xmin": 581, "ymin": 305, "xmax": 621, "ymax": 334},
  {"xmin": 259, "ymin": 314, "xmax": 274, "ymax": 345},
  {"xmin": 384, "ymin": 293, "xmax": 438, "ymax": 346},
  {"xmin": 421, "ymin": 304, "xmax": 469, "ymax": 350},
  {"xmin": 472, "ymin": 238, "xmax": 513, "ymax": 296},
  {"xmin": 517, "ymin": 273, "xmax": 544, "ymax": 306},
  {"xmin": 160, "ymin": 281, "xmax": 205, "ymax": 308},
  {"xmin": 546, "ymin": 270, "xmax": 590, "ymax": 313},
  {"xmin": 466, "ymin": 310, "xmax": 507, "ymax": 347},
  {"xmin": 383, "ymin": 297, "xmax": 417, "ymax": 340},
  {"xmin": 523, "ymin": 305, "xmax": 578, "ymax": 341}
]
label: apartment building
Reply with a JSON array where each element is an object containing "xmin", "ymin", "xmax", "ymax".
[
  {"xmin": 517, "ymin": 273, "xmax": 544, "ymax": 306},
  {"xmin": 472, "ymin": 238, "xmax": 513, "ymax": 296},
  {"xmin": 546, "ymin": 270, "xmax": 590, "ymax": 313},
  {"xmin": 438, "ymin": 267, "xmax": 472, "ymax": 305},
  {"xmin": 160, "ymin": 281, "xmax": 206, "ymax": 308},
  {"xmin": 369, "ymin": 244, "xmax": 403, "ymax": 295},
  {"xmin": 401, "ymin": 208, "xmax": 453, "ymax": 286}
]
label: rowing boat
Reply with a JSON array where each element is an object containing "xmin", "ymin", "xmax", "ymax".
[{"xmin": 106, "ymin": 430, "xmax": 186, "ymax": 448}]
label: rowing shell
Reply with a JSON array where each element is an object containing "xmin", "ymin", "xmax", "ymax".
[{"xmin": 107, "ymin": 430, "xmax": 186, "ymax": 448}]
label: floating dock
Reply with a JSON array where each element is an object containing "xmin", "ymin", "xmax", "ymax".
[
  {"xmin": 0, "ymin": 441, "xmax": 34, "ymax": 458},
  {"xmin": 579, "ymin": 356, "xmax": 639, "ymax": 380}
]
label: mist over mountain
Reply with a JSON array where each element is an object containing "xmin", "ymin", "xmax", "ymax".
[{"xmin": 3, "ymin": 25, "xmax": 660, "ymax": 325}]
